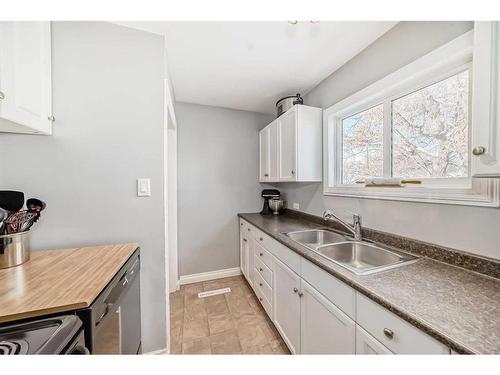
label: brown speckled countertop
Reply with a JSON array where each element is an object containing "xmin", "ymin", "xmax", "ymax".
[{"xmin": 238, "ymin": 212, "xmax": 500, "ymax": 355}]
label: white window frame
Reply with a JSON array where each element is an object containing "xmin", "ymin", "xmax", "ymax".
[{"xmin": 324, "ymin": 30, "xmax": 500, "ymax": 207}]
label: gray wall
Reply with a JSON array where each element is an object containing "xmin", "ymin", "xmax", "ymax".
[
  {"xmin": 279, "ymin": 21, "xmax": 500, "ymax": 261},
  {"xmin": 177, "ymin": 102, "xmax": 273, "ymax": 276},
  {"xmin": 0, "ymin": 22, "xmax": 167, "ymax": 352}
]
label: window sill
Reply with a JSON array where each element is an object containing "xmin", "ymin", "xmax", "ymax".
[{"xmin": 323, "ymin": 179, "xmax": 500, "ymax": 207}]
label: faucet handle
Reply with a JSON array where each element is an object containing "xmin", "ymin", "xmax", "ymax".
[{"xmin": 352, "ymin": 213, "xmax": 361, "ymax": 222}]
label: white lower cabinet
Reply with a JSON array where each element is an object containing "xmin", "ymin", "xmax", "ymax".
[
  {"xmin": 272, "ymin": 257, "xmax": 301, "ymax": 354},
  {"xmin": 356, "ymin": 325, "xmax": 393, "ymax": 355},
  {"xmin": 238, "ymin": 219, "xmax": 451, "ymax": 355},
  {"xmin": 356, "ymin": 293, "xmax": 449, "ymax": 354},
  {"xmin": 300, "ymin": 279, "xmax": 355, "ymax": 354}
]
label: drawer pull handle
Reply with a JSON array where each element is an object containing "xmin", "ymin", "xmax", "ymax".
[
  {"xmin": 298, "ymin": 292, "xmax": 303, "ymax": 297},
  {"xmin": 259, "ymin": 237, "xmax": 263, "ymax": 241},
  {"xmin": 240, "ymin": 223, "xmax": 243, "ymax": 226},
  {"xmin": 293, "ymin": 288, "xmax": 298, "ymax": 293},
  {"xmin": 259, "ymin": 268, "xmax": 263, "ymax": 272},
  {"xmin": 383, "ymin": 328, "xmax": 394, "ymax": 339},
  {"xmin": 259, "ymin": 283, "xmax": 263, "ymax": 287},
  {"xmin": 259, "ymin": 252, "xmax": 263, "ymax": 256},
  {"xmin": 247, "ymin": 228, "xmax": 251, "ymax": 232},
  {"xmin": 243, "ymin": 238, "xmax": 247, "ymax": 242},
  {"xmin": 259, "ymin": 297, "xmax": 263, "ymax": 301}
]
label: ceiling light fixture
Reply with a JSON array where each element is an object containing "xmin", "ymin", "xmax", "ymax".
[{"xmin": 287, "ymin": 21, "xmax": 320, "ymax": 25}]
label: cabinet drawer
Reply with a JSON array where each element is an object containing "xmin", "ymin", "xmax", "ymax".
[
  {"xmin": 254, "ymin": 241, "xmax": 273, "ymax": 270},
  {"xmin": 253, "ymin": 269, "xmax": 272, "ymax": 305},
  {"xmin": 356, "ymin": 325, "xmax": 393, "ymax": 355},
  {"xmin": 301, "ymin": 258, "xmax": 356, "ymax": 319},
  {"xmin": 239, "ymin": 218, "xmax": 247, "ymax": 233},
  {"xmin": 254, "ymin": 256, "xmax": 273, "ymax": 287},
  {"xmin": 260, "ymin": 235, "xmax": 300, "ymax": 274},
  {"xmin": 356, "ymin": 293, "xmax": 449, "ymax": 354},
  {"xmin": 254, "ymin": 284, "xmax": 272, "ymax": 318}
]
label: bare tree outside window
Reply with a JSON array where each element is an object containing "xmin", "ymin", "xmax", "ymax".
[
  {"xmin": 392, "ymin": 70, "xmax": 469, "ymax": 179},
  {"xmin": 342, "ymin": 104, "xmax": 384, "ymax": 184}
]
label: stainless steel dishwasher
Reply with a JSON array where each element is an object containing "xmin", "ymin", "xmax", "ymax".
[{"xmin": 78, "ymin": 249, "xmax": 141, "ymax": 354}]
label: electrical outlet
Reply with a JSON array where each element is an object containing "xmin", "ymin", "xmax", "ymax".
[{"xmin": 293, "ymin": 203, "xmax": 300, "ymax": 210}]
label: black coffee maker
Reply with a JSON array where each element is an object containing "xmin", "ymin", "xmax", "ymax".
[{"xmin": 260, "ymin": 189, "xmax": 281, "ymax": 215}]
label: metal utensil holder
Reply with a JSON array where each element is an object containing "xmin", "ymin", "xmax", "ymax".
[{"xmin": 0, "ymin": 231, "xmax": 30, "ymax": 269}]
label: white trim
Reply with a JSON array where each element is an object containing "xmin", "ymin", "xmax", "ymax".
[
  {"xmin": 179, "ymin": 267, "xmax": 242, "ymax": 285},
  {"xmin": 143, "ymin": 348, "xmax": 168, "ymax": 355},
  {"xmin": 323, "ymin": 30, "xmax": 500, "ymax": 207}
]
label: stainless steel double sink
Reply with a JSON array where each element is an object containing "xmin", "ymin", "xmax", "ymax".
[{"xmin": 284, "ymin": 229, "xmax": 417, "ymax": 275}]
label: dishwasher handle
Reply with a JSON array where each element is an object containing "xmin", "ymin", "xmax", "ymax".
[
  {"xmin": 104, "ymin": 257, "xmax": 140, "ymax": 306},
  {"xmin": 95, "ymin": 302, "xmax": 113, "ymax": 326}
]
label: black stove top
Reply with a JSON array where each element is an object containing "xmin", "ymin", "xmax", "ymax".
[
  {"xmin": 0, "ymin": 316, "xmax": 82, "ymax": 355},
  {"xmin": 0, "ymin": 339, "xmax": 29, "ymax": 354}
]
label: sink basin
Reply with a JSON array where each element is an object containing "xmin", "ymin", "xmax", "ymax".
[
  {"xmin": 285, "ymin": 229, "xmax": 350, "ymax": 249},
  {"xmin": 316, "ymin": 241, "xmax": 417, "ymax": 275}
]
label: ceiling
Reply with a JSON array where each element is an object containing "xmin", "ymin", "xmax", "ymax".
[{"xmin": 116, "ymin": 21, "xmax": 397, "ymax": 114}]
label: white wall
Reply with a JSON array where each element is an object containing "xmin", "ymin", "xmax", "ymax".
[
  {"xmin": 279, "ymin": 21, "xmax": 500, "ymax": 261},
  {"xmin": 176, "ymin": 102, "xmax": 273, "ymax": 276},
  {"xmin": 0, "ymin": 22, "xmax": 168, "ymax": 352}
]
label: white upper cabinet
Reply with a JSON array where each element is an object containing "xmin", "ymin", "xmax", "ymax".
[
  {"xmin": 471, "ymin": 21, "xmax": 500, "ymax": 177},
  {"xmin": 278, "ymin": 108, "xmax": 297, "ymax": 181},
  {"xmin": 259, "ymin": 105, "xmax": 322, "ymax": 182},
  {"xmin": 0, "ymin": 21, "xmax": 53, "ymax": 135},
  {"xmin": 259, "ymin": 120, "xmax": 278, "ymax": 181}
]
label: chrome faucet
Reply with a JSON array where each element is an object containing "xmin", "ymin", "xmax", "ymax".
[{"xmin": 323, "ymin": 210, "xmax": 362, "ymax": 241}]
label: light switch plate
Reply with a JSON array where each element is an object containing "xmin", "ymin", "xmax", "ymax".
[
  {"xmin": 137, "ymin": 178, "xmax": 151, "ymax": 197},
  {"xmin": 293, "ymin": 203, "xmax": 300, "ymax": 210}
]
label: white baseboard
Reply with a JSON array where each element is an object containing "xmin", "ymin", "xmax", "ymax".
[{"xmin": 179, "ymin": 267, "xmax": 241, "ymax": 285}]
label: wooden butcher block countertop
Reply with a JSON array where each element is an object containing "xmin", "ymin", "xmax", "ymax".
[{"xmin": 0, "ymin": 243, "xmax": 139, "ymax": 324}]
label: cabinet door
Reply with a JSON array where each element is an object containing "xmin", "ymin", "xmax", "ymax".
[
  {"xmin": 272, "ymin": 257, "xmax": 301, "ymax": 354},
  {"xmin": 259, "ymin": 126, "xmax": 270, "ymax": 181},
  {"xmin": 471, "ymin": 21, "xmax": 500, "ymax": 177},
  {"xmin": 247, "ymin": 237, "xmax": 254, "ymax": 288},
  {"xmin": 240, "ymin": 228, "xmax": 249, "ymax": 281},
  {"xmin": 268, "ymin": 120, "xmax": 279, "ymax": 181},
  {"xmin": 356, "ymin": 325, "xmax": 393, "ymax": 355},
  {"xmin": 0, "ymin": 21, "xmax": 53, "ymax": 134},
  {"xmin": 300, "ymin": 280, "xmax": 355, "ymax": 354},
  {"xmin": 278, "ymin": 109, "xmax": 297, "ymax": 181}
]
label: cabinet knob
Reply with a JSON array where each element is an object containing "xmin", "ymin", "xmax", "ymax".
[
  {"xmin": 259, "ymin": 283, "xmax": 263, "ymax": 287},
  {"xmin": 298, "ymin": 292, "xmax": 303, "ymax": 297},
  {"xmin": 259, "ymin": 297, "xmax": 263, "ymax": 302},
  {"xmin": 240, "ymin": 223, "xmax": 243, "ymax": 226},
  {"xmin": 291, "ymin": 170, "xmax": 295, "ymax": 175},
  {"xmin": 243, "ymin": 238, "xmax": 247, "ymax": 242},
  {"xmin": 293, "ymin": 288, "xmax": 298, "ymax": 293},
  {"xmin": 259, "ymin": 237, "xmax": 263, "ymax": 241},
  {"xmin": 264, "ymin": 173, "xmax": 269, "ymax": 177},
  {"xmin": 247, "ymin": 228, "xmax": 250, "ymax": 232},
  {"xmin": 259, "ymin": 267, "xmax": 263, "ymax": 272},
  {"xmin": 48, "ymin": 115, "xmax": 55, "ymax": 122},
  {"xmin": 472, "ymin": 146, "xmax": 486, "ymax": 156},
  {"xmin": 383, "ymin": 328, "xmax": 394, "ymax": 339},
  {"xmin": 259, "ymin": 252, "xmax": 263, "ymax": 256},
  {"xmin": 0, "ymin": 91, "xmax": 5, "ymax": 100}
]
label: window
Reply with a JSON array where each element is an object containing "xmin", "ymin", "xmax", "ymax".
[
  {"xmin": 342, "ymin": 104, "xmax": 384, "ymax": 184},
  {"xmin": 324, "ymin": 31, "xmax": 499, "ymax": 207},
  {"xmin": 392, "ymin": 70, "xmax": 469, "ymax": 179}
]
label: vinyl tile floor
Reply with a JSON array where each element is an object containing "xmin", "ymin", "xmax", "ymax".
[{"xmin": 169, "ymin": 275, "xmax": 290, "ymax": 354}]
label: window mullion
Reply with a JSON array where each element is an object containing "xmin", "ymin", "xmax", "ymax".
[{"xmin": 383, "ymin": 100, "xmax": 392, "ymax": 178}]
